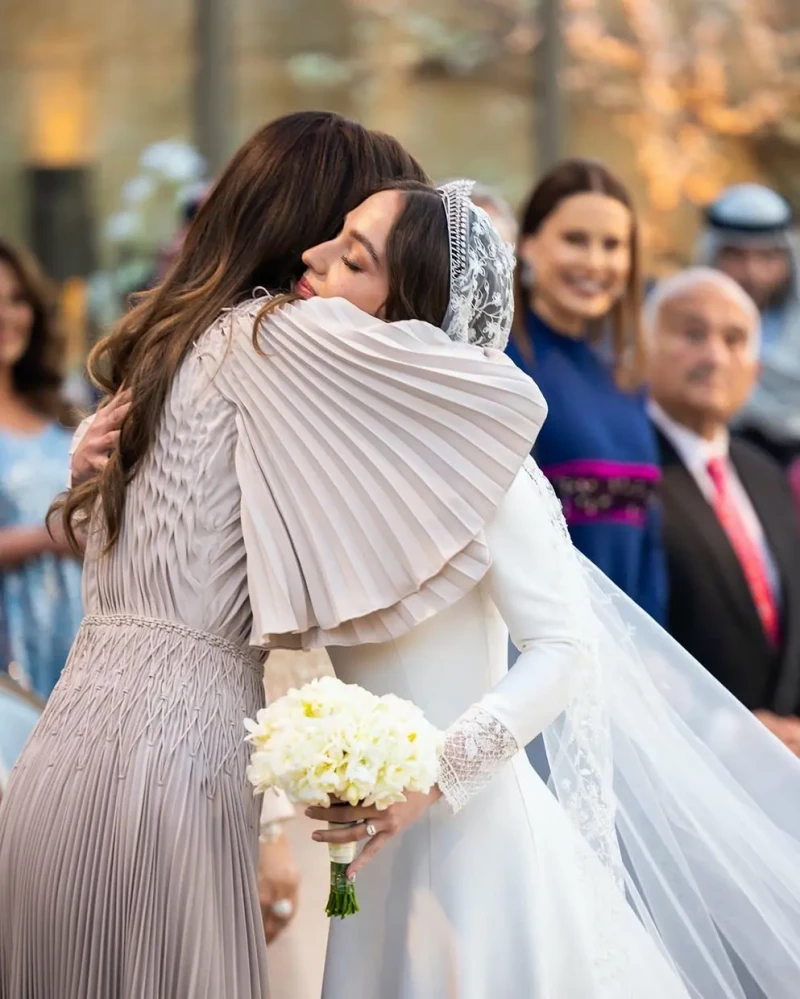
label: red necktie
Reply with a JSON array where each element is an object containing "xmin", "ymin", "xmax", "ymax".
[{"xmin": 706, "ymin": 456, "xmax": 779, "ymax": 646}]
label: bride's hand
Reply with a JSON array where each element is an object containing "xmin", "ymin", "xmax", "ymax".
[{"xmin": 306, "ymin": 786, "xmax": 443, "ymax": 878}]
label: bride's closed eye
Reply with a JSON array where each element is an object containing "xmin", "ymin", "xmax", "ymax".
[{"xmin": 342, "ymin": 256, "xmax": 363, "ymax": 273}]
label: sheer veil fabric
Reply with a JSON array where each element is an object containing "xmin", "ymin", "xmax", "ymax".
[{"xmin": 526, "ymin": 457, "xmax": 800, "ymax": 997}]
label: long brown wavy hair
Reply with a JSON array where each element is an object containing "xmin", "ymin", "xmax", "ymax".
[
  {"xmin": 52, "ymin": 111, "xmax": 427, "ymax": 553},
  {"xmin": 0, "ymin": 240, "xmax": 76, "ymax": 427},
  {"xmin": 512, "ymin": 158, "xmax": 644, "ymax": 390}
]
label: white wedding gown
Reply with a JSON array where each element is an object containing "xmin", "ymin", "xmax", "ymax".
[{"xmin": 324, "ymin": 467, "xmax": 689, "ymax": 999}]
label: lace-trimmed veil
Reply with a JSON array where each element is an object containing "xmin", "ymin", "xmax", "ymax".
[
  {"xmin": 439, "ymin": 179, "xmax": 515, "ymax": 350},
  {"xmin": 438, "ymin": 180, "xmax": 800, "ymax": 998}
]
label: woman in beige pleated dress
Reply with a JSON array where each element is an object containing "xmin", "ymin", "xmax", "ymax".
[{"xmin": 0, "ymin": 114, "xmax": 542, "ymax": 999}]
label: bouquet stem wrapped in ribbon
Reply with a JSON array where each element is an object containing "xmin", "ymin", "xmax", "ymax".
[{"xmin": 245, "ymin": 676, "xmax": 443, "ymax": 919}]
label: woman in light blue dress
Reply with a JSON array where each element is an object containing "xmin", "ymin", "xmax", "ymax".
[{"xmin": 0, "ymin": 240, "xmax": 82, "ymax": 698}]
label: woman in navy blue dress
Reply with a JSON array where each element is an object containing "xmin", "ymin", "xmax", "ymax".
[{"xmin": 507, "ymin": 159, "xmax": 666, "ymax": 622}]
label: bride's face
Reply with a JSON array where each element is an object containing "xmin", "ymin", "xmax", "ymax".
[{"xmin": 298, "ymin": 189, "xmax": 405, "ymax": 317}]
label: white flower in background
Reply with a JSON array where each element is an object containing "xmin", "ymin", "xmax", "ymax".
[
  {"xmin": 88, "ymin": 138, "xmax": 207, "ymax": 334},
  {"xmin": 139, "ymin": 140, "xmax": 206, "ymax": 183},
  {"xmin": 173, "ymin": 180, "xmax": 209, "ymax": 213},
  {"xmin": 287, "ymin": 54, "xmax": 353, "ymax": 87},
  {"xmin": 121, "ymin": 175, "xmax": 157, "ymax": 205},
  {"xmin": 104, "ymin": 210, "xmax": 139, "ymax": 243}
]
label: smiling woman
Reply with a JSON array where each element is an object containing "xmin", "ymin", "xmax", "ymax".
[{"xmin": 505, "ymin": 159, "xmax": 667, "ymax": 624}]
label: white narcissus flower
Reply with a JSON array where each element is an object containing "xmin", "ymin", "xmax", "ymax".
[{"xmin": 244, "ymin": 677, "xmax": 443, "ymax": 810}]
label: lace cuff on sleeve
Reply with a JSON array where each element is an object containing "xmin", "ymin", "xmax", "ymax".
[{"xmin": 437, "ymin": 706, "xmax": 520, "ymax": 813}]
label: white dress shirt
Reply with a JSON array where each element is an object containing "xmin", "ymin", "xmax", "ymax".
[{"xmin": 649, "ymin": 400, "xmax": 781, "ymax": 598}]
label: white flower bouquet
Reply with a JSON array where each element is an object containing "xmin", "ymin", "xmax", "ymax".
[{"xmin": 245, "ymin": 675, "xmax": 444, "ymax": 918}]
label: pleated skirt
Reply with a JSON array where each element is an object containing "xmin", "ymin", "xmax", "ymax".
[{"xmin": 0, "ymin": 614, "xmax": 269, "ymax": 999}]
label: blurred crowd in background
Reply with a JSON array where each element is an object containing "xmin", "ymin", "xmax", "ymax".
[{"xmin": 1, "ymin": 0, "xmax": 800, "ymax": 992}]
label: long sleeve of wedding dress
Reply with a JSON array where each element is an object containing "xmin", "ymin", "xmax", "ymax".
[{"xmin": 438, "ymin": 461, "xmax": 584, "ymax": 813}]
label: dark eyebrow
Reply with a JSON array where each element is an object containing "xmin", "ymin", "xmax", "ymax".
[
  {"xmin": 724, "ymin": 323, "xmax": 750, "ymax": 339},
  {"xmin": 350, "ymin": 229, "xmax": 381, "ymax": 267},
  {"xmin": 671, "ymin": 306, "xmax": 708, "ymax": 324}
]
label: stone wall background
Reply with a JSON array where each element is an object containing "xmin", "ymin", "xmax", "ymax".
[{"xmin": 0, "ymin": 0, "xmax": 792, "ymax": 279}]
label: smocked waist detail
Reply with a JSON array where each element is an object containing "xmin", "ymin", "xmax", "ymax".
[
  {"xmin": 15, "ymin": 613, "xmax": 266, "ymax": 794},
  {"xmin": 79, "ymin": 613, "xmax": 266, "ymax": 672}
]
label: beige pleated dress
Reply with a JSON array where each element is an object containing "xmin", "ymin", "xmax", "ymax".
[{"xmin": 0, "ymin": 296, "xmax": 543, "ymax": 999}]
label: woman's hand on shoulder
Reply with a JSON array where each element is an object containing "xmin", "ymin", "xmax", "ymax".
[{"xmin": 71, "ymin": 391, "xmax": 131, "ymax": 486}]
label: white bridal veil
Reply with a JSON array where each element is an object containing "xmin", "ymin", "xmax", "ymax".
[{"xmin": 527, "ymin": 452, "xmax": 800, "ymax": 999}]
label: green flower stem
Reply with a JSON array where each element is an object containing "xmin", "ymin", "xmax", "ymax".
[{"xmin": 325, "ymin": 862, "xmax": 360, "ymax": 919}]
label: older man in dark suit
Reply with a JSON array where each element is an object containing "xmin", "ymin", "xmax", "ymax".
[{"xmin": 647, "ymin": 266, "xmax": 800, "ymax": 753}]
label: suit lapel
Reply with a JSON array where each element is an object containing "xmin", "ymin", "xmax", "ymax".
[{"xmin": 656, "ymin": 431, "xmax": 767, "ymax": 638}]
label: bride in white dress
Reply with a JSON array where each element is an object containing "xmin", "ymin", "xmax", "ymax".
[{"xmin": 323, "ymin": 466, "xmax": 691, "ymax": 999}]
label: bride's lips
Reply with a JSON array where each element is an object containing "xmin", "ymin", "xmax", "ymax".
[{"xmin": 296, "ymin": 276, "xmax": 316, "ymax": 300}]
